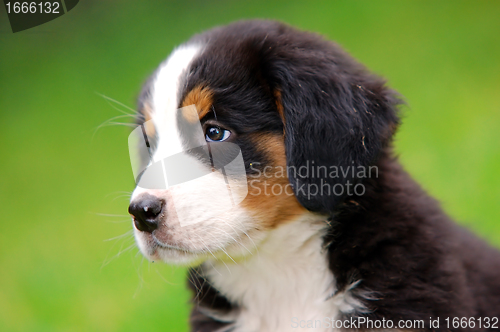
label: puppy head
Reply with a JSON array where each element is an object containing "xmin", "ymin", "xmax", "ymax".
[{"xmin": 129, "ymin": 20, "xmax": 400, "ymax": 265}]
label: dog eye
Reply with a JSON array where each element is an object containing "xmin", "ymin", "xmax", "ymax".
[{"xmin": 205, "ymin": 126, "xmax": 231, "ymax": 142}]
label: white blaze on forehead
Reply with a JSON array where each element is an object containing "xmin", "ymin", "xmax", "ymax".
[
  {"xmin": 131, "ymin": 44, "xmax": 202, "ymax": 201},
  {"xmin": 151, "ymin": 44, "xmax": 203, "ymax": 161}
]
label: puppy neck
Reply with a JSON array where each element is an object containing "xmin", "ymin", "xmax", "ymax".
[{"xmin": 202, "ymin": 214, "xmax": 362, "ymax": 331}]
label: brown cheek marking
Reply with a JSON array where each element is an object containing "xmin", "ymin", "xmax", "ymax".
[
  {"xmin": 181, "ymin": 86, "xmax": 214, "ymax": 123},
  {"xmin": 242, "ymin": 133, "xmax": 305, "ymax": 228},
  {"xmin": 143, "ymin": 102, "xmax": 156, "ymax": 137}
]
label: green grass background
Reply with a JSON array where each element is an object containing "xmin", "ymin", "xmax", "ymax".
[{"xmin": 0, "ymin": 1, "xmax": 499, "ymax": 331}]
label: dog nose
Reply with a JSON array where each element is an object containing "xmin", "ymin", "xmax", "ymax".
[{"xmin": 128, "ymin": 195, "xmax": 164, "ymax": 233}]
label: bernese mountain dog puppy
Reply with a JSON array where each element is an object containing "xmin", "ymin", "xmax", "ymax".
[{"xmin": 128, "ymin": 20, "xmax": 500, "ymax": 331}]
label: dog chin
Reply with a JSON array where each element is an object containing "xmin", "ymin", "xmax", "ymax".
[
  {"xmin": 134, "ymin": 229, "xmax": 259, "ymax": 266},
  {"xmin": 152, "ymin": 246, "xmax": 205, "ymax": 266},
  {"xmin": 134, "ymin": 231, "xmax": 203, "ymax": 266}
]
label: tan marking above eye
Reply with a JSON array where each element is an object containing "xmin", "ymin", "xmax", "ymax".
[
  {"xmin": 181, "ymin": 106, "xmax": 200, "ymax": 124},
  {"xmin": 142, "ymin": 102, "xmax": 156, "ymax": 137},
  {"xmin": 181, "ymin": 86, "xmax": 214, "ymax": 123}
]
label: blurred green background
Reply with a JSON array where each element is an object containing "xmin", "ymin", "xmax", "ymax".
[{"xmin": 1, "ymin": 1, "xmax": 499, "ymax": 331}]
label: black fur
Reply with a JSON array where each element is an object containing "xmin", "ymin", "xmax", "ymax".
[{"xmin": 139, "ymin": 20, "xmax": 500, "ymax": 331}]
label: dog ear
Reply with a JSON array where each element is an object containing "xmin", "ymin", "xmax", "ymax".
[{"xmin": 262, "ymin": 30, "xmax": 400, "ymax": 213}]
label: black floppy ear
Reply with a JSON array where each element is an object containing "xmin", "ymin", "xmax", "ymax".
[{"xmin": 263, "ymin": 30, "xmax": 400, "ymax": 213}]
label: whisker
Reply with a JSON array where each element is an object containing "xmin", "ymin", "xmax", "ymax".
[
  {"xmin": 91, "ymin": 120, "xmax": 136, "ymax": 142},
  {"xmin": 204, "ymin": 231, "xmax": 237, "ymax": 264},
  {"xmin": 112, "ymin": 195, "xmax": 133, "ymax": 202},
  {"xmin": 193, "ymin": 234, "xmax": 227, "ymax": 275},
  {"xmin": 104, "ymin": 191, "xmax": 132, "ymax": 200},
  {"xmin": 102, "ymin": 102, "xmax": 135, "ymax": 117},
  {"xmin": 212, "ymin": 220, "xmax": 254, "ymax": 256},
  {"xmin": 93, "ymin": 210, "xmax": 132, "ymax": 224},
  {"xmin": 206, "ymin": 259, "xmax": 222, "ymax": 277},
  {"xmin": 98, "ymin": 121, "xmax": 138, "ymax": 129},
  {"xmin": 95, "ymin": 213, "xmax": 130, "ymax": 218},
  {"xmin": 96, "ymin": 92, "xmax": 137, "ymax": 115},
  {"xmin": 101, "ymin": 239, "xmax": 136, "ymax": 268},
  {"xmin": 105, "ymin": 114, "xmax": 136, "ymax": 122},
  {"xmin": 104, "ymin": 230, "xmax": 134, "ymax": 242},
  {"xmin": 133, "ymin": 256, "xmax": 146, "ymax": 299},
  {"xmin": 197, "ymin": 234, "xmax": 232, "ymax": 275},
  {"xmin": 92, "ymin": 94, "xmax": 139, "ymax": 141},
  {"xmin": 103, "ymin": 191, "xmax": 133, "ymax": 203},
  {"xmin": 226, "ymin": 221, "xmax": 261, "ymax": 260},
  {"xmin": 188, "ymin": 268, "xmax": 209, "ymax": 303},
  {"xmin": 106, "ymin": 191, "xmax": 133, "ymax": 197}
]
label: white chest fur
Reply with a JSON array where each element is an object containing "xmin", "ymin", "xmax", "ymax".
[{"xmin": 203, "ymin": 215, "xmax": 365, "ymax": 332}]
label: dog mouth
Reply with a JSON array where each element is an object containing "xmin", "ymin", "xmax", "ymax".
[
  {"xmin": 134, "ymin": 221, "xmax": 257, "ymax": 264},
  {"xmin": 151, "ymin": 233, "xmax": 191, "ymax": 253}
]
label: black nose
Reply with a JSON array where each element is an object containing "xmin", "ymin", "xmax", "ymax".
[{"xmin": 128, "ymin": 195, "xmax": 164, "ymax": 233}]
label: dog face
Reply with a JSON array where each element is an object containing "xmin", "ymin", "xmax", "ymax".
[{"xmin": 129, "ymin": 20, "xmax": 399, "ymax": 265}]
